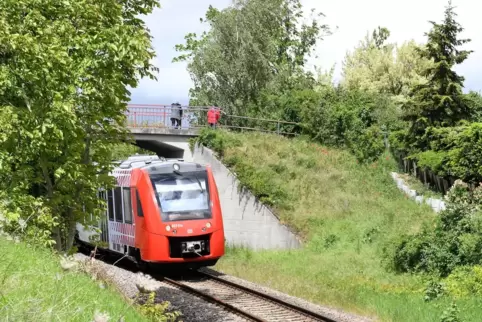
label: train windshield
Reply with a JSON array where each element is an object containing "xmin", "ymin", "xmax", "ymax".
[{"xmin": 151, "ymin": 171, "xmax": 212, "ymax": 222}]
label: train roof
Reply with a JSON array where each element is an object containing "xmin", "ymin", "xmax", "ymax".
[{"xmin": 113, "ymin": 154, "xmax": 206, "ymax": 173}]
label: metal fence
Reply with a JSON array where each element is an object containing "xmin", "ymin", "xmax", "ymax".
[{"xmin": 126, "ymin": 104, "xmax": 300, "ymax": 136}]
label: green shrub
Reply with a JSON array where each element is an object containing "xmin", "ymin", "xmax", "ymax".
[
  {"xmin": 348, "ymin": 125, "xmax": 386, "ymax": 163},
  {"xmin": 445, "ymin": 266, "xmax": 482, "ymax": 298},
  {"xmin": 388, "ymin": 128, "xmax": 411, "ymax": 156},
  {"xmin": 136, "ymin": 292, "xmax": 181, "ymax": 322},
  {"xmin": 0, "ymin": 192, "xmax": 56, "ymax": 247},
  {"xmin": 415, "ymin": 150, "xmax": 448, "ymax": 175},
  {"xmin": 386, "ymin": 180, "xmax": 482, "ymax": 277},
  {"xmin": 300, "ymin": 87, "xmax": 390, "ymax": 162},
  {"xmin": 440, "ymin": 302, "xmax": 462, "ymax": 322},
  {"xmin": 424, "ymin": 279, "xmax": 446, "ymax": 302},
  {"xmin": 392, "ymin": 122, "xmax": 482, "ymax": 184},
  {"xmin": 195, "ymin": 128, "xmax": 242, "ymax": 157}
]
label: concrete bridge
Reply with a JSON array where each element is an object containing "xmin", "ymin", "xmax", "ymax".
[
  {"xmin": 126, "ymin": 104, "xmax": 298, "ymax": 161},
  {"xmin": 127, "ymin": 104, "xmax": 206, "ymax": 161}
]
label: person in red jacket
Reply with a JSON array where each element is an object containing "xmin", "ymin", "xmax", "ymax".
[{"xmin": 207, "ymin": 106, "xmax": 221, "ymax": 129}]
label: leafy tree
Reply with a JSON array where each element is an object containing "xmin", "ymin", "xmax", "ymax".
[
  {"xmin": 464, "ymin": 90, "xmax": 482, "ymax": 122},
  {"xmin": 0, "ymin": 0, "xmax": 158, "ymax": 250},
  {"xmin": 341, "ymin": 27, "xmax": 433, "ymax": 101},
  {"xmin": 173, "ymin": 0, "xmax": 330, "ymax": 118},
  {"xmin": 401, "ymin": 0, "xmax": 473, "ymax": 150}
]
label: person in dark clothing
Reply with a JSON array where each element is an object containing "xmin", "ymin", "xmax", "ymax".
[{"xmin": 170, "ymin": 103, "xmax": 182, "ymax": 129}]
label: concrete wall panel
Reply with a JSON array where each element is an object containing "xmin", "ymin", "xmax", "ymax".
[{"xmin": 192, "ymin": 144, "xmax": 301, "ymax": 250}]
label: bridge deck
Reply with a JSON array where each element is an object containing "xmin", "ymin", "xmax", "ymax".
[{"xmin": 128, "ymin": 126, "xmax": 200, "ymax": 137}]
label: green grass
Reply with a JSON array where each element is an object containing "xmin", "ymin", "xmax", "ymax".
[
  {"xmin": 196, "ymin": 130, "xmax": 482, "ymax": 322},
  {"xmin": 0, "ymin": 238, "xmax": 148, "ymax": 322}
]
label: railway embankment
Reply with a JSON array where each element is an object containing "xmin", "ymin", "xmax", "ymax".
[
  {"xmin": 0, "ymin": 237, "xmax": 152, "ymax": 321},
  {"xmin": 69, "ymin": 252, "xmax": 372, "ymax": 322},
  {"xmin": 193, "ymin": 129, "xmax": 482, "ymax": 322}
]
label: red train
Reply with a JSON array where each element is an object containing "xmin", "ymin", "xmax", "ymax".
[{"xmin": 75, "ymin": 155, "xmax": 225, "ymax": 269}]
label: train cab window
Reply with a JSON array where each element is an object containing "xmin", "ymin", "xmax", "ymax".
[
  {"xmin": 135, "ymin": 189, "xmax": 144, "ymax": 217},
  {"xmin": 107, "ymin": 189, "xmax": 114, "ymax": 221},
  {"xmin": 114, "ymin": 187, "xmax": 123, "ymax": 222},
  {"xmin": 151, "ymin": 170, "xmax": 212, "ymax": 222},
  {"xmin": 122, "ymin": 187, "xmax": 133, "ymax": 224}
]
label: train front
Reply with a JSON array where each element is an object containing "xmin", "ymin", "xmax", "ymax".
[{"xmin": 136, "ymin": 161, "xmax": 225, "ymax": 267}]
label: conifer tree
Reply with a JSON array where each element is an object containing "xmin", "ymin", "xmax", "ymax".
[{"xmin": 402, "ymin": 0, "xmax": 473, "ymax": 148}]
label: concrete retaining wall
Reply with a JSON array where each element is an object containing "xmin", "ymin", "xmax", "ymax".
[
  {"xmin": 192, "ymin": 144, "xmax": 301, "ymax": 250},
  {"xmin": 391, "ymin": 172, "xmax": 446, "ymax": 213}
]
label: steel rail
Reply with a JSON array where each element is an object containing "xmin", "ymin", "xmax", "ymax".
[
  {"xmin": 196, "ymin": 270, "xmax": 338, "ymax": 322},
  {"xmin": 162, "ymin": 276, "xmax": 266, "ymax": 322}
]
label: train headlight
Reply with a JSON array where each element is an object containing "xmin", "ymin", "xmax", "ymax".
[
  {"xmin": 206, "ymin": 222, "xmax": 211, "ymax": 229},
  {"xmin": 173, "ymin": 163, "xmax": 180, "ymax": 171},
  {"xmin": 165, "ymin": 225, "xmax": 171, "ymax": 231}
]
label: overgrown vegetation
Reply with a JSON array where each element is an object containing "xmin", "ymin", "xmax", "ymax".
[
  {"xmin": 173, "ymin": 0, "xmax": 446, "ymax": 164},
  {"xmin": 196, "ymin": 129, "xmax": 482, "ymax": 321},
  {"xmin": 389, "ymin": 2, "xmax": 482, "ymax": 185},
  {"xmin": 0, "ymin": 238, "xmax": 149, "ymax": 321},
  {"xmin": 136, "ymin": 292, "xmax": 181, "ymax": 322},
  {"xmin": 386, "ymin": 181, "xmax": 482, "ymax": 277},
  {"xmin": 0, "ymin": 0, "xmax": 159, "ymax": 251},
  {"xmin": 0, "ymin": 1, "xmax": 165, "ymax": 319},
  {"xmin": 184, "ymin": 1, "xmax": 482, "ymax": 320}
]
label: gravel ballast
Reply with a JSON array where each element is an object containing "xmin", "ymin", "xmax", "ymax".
[
  {"xmin": 72, "ymin": 253, "xmax": 247, "ymax": 322},
  {"xmin": 72, "ymin": 253, "xmax": 375, "ymax": 322},
  {"xmin": 200, "ymin": 267, "xmax": 375, "ymax": 322}
]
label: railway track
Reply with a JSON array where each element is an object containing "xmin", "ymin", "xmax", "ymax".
[{"xmin": 161, "ymin": 270, "xmax": 338, "ymax": 322}]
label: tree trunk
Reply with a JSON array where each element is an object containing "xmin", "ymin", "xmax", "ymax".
[
  {"xmin": 65, "ymin": 215, "xmax": 77, "ymax": 252},
  {"xmin": 64, "ymin": 135, "xmax": 92, "ymax": 251},
  {"xmin": 40, "ymin": 159, "xmax": 62, "ymax": 251},
  {"xmin": 53, "ymin": 226, "xmax": 63, "ymax": 251}
]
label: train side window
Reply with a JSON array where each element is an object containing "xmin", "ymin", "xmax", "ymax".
[
  {"xmin": 107, "ymin": 189, "xmax": 114, "ymax": 221},
  {"xmin": 123, "ymin": 187, "xmax": 133, "ymax": 224},
  {"xmin": 136, "ymin": 189, "xmax": 144, "ymax": 217},
  {"xmin": 114, "ymin": 187, "xmax": 123, "ymax": 222}
]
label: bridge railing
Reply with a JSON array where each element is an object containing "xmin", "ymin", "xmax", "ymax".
[{"xmin": 126, "ymin": 104, "xmax": 300, "ymax": 136}]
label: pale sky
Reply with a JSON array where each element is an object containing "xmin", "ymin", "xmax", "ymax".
[{"xmin": 129, "ymin": 0, "xmax": 482, "ymax": 105}]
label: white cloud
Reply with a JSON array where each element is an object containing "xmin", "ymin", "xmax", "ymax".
[
  {"xmin": 130, "ymin": 0, "xmax": 482, "ymax": 104},
  {"xmin": 304, "ymin": 0, "xmax": 482, "ymax": 91},
  {"xmin": 130, "ymin": 0, "xmax": 232, "ymax": 104}
]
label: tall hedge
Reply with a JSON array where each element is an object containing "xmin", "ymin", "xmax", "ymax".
[{"xmin": 390, "ymin": 123, "xmax": 482, "ymax": 184}]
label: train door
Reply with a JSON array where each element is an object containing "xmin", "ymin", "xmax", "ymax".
[
  {"xmin": 132, "ymin": 187, "xmax": 147, "ymax": 252},
  {"xmin": 107, "ymin": 185, "xmax": 136, "ymax": 254}
]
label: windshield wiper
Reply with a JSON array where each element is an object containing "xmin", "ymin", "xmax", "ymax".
[{"xmin": 193, "ymin": 174, "xmax": 204, "ymax": 193}]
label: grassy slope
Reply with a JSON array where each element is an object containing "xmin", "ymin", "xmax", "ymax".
[
  {"xmin": 0, "ymin": 239, "xmax": 148, "ymax": 322},
  {"xmin": 202, "ymin": 130, "xmax": 482, "ymax": 322}
]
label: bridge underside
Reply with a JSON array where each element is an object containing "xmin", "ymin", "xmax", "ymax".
[
  {"xmin": 129, "ymin": 129, "xmax": 195, "ymax": 161},
  {"xmin": 134, "ymin": 140, "xmax": 185, "ymax": 159}
]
